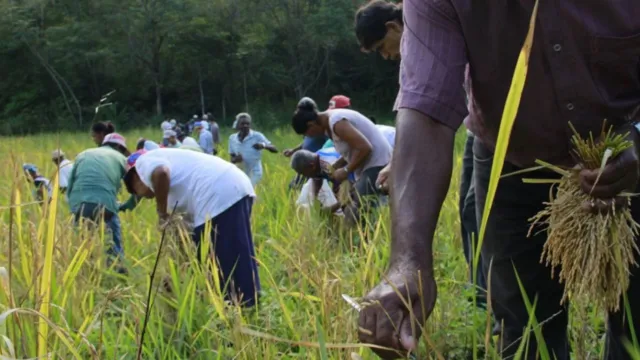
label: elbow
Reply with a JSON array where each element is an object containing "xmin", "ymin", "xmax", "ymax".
[{"xmin": 358, "ymin": 143, "xmax": 373, "ymax": 158}]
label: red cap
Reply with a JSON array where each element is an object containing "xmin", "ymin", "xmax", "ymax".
[{"xmin": 328, "ymin": 95, "xmax": 351, "ymax": 109}]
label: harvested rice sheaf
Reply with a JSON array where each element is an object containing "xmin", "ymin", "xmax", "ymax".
[{"xmin": 529, "ymin": 122, "xmax": 640, "ymax": 311}]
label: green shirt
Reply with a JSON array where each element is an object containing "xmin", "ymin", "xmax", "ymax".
[{"xmin": 67, "ymin": 147, "xmax": 127, "ymax": 215}]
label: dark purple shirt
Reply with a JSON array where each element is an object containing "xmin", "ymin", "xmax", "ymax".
[{"xmin": 396, "ymin": 0, "xmax": 640, "ymax": 167}]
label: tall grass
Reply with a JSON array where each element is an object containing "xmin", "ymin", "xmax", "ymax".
[{"xmin": 0, "ymin": 123, "xmax": 631, "ymax": 359}]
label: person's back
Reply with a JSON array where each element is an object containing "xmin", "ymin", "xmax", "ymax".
[
  {"xmin": 375, "ymin": 124, "xmax": 396, "ymax": 149},
  {"xmin": 58, "ymin": 158, "xmax": 74, "ymax": 189},
  {"xmin": 67, "ymin": 147, "xmax": 126, "ymax": 215},
  {"xmin": 328, "ymin": 109, "xmax": 391, "ymax": 178},
  {"xmin": 199, "ymin": 129, "xmax": 214, "ymax": 154},
  {"xmin": 210, "ymin": 122, "xmax": 220, "ymax": 145},
  {"xmin": 134, "ymin": 149, "xmax": 254, "ymax": 226}
]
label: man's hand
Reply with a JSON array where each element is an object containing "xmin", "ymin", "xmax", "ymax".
[
  {"xmin": 376, "ymin": 163, "xmax": 391, "ymax": 194},
  {"xmin": 253, "ymin": 142, "xmax": 265, "ymax": 150},
  {"xmin": 283, "ymin": 148, "xmax": 295, "ymax": 157},
  {"xmin": 331, "ymin": 167, "xmax": 349, "ymax": 183},
  {"xmin": 358, "ymin": 109, "xmax": 455, "ymax": 358},
  {"xmin": 358, "ymin": 268, "xmax": 437, "ymax": 359},
  {"xmin": 231, "ymin": 154, "xmax": 243, "ymax": 163},
  {"xmin": 157, "ymin": 212, "xmax": 171, "ymax": 231},
  {"xmin": 579, "ymin": 128, "xmax": 639, "ymax": 214}
]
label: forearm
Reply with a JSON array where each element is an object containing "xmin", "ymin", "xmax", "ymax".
[
  {"xmin": 333, "ymin": 157, "xmax": 347, "ymax": 170},
  {"xmin": 119, "ymin": 195, "xmax": 140, "ymax": 212},
  {"xmin": 346, "ymin": 147, "xmax": 371, "ymax": 172},
  {"xmin": 389, "ymin": 109, "xmax": 455, "ymax": 272},
  {"xmin": 151, "ymin": 167, "xmax": 171, "ymax": 215},
  {"xmin": 312, "ymin": 178, "xmax": 323, "ymax": 198},
  {"xmin": 266, "ymin": 144, "xmax": 278, "ymax": 153}
]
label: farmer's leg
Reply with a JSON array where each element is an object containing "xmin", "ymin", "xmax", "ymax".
[
  {"xmin": 248, "ymin": 161, "xmax": 263, "ymax": 187},
  {"xmin": 459, "ymin": 132, "xmax": 474, "ymax": 267},
  {"xmin": 474, "ymin": 140, "xmax": 569, "ymax": 360},
  {"xmin": 106, "ymin": 212, "xmax": 124, "ymax": 257},
  {"xmin": 604, "ymin": 182, "xmax": 640, "ymax": 360},
  {"xmin": 460, "ymin": 132, "xmax": 486, "ymax": 303},
  {"xmin": 211, "ymin": 196, "xmax": 261, "ymax": 307}
]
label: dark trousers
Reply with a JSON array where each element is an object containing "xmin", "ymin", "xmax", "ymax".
[
  {"xmin": 474, "ymin": 140, "xmax": 640, "ymax": 359},
  {"xmin": 192, "ymin": 196, "xmax": 261, "ymax": 307},
  {"xmin": 73, "ymin": 202, "xmax": 123, "ymax": 258},
  {"xmin": 459, "ymin": 132, "xmax": 487, "ymax": 303}
]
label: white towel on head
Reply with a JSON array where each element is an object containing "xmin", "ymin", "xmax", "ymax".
[{"xmin": 144, "ymin": 140, "xmax": 160, "ymax": 151}]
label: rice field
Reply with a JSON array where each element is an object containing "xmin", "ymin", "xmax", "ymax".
[{"xmin": 0, "ymin": 127, "xmax": 613, "ymax": 359}]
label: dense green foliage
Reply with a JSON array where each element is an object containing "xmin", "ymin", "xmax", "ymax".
[{"xmin": 0, "ymin": 0, "xmax": 399, "ymax": 134}]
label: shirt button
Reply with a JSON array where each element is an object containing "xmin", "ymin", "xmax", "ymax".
[
  {"xmin": 566, "ymin": 103, "xmax": 575, "ymax": 111},
  {"xmin": 553, "ymin": 44, "xmax": 562, "ymax": 52}
]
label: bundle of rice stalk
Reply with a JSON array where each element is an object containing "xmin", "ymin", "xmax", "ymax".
[
  {"xmin": 529, "ymin": 122, "xmax": 640, "ymax": 311},
  {"xmin": 323, "ymin": 162, "xmax": 354, "ymax": 206}
]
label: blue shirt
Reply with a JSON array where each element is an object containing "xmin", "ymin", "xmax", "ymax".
[
  {"xmin": 302, "ymin": 135, "xmax": 329, "ymax": 153},
  {"xmin": 228, "ymin": 130, "xmax": 271, "ymax": 167},
  {"xmin": 198, "ymin": 129, "xmax": 214, "ymax": 154}
]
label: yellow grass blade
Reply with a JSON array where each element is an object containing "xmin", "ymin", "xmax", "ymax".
[
  {"xmin": 37, "ymin": 173, "xmax": 59, "ymax": 357},
  {"xmin": 475, "ymin": 0, "xmax": 539, "ymax": 270}
]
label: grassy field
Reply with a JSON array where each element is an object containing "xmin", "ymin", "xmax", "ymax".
[{"xmin": 0, "ymin": 126, "xmax": 611, "ymax": 359}]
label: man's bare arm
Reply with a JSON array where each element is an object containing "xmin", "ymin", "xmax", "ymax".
[{"xmin": 390, "ymin": 108, "xmax": 455, "ymax": 274}]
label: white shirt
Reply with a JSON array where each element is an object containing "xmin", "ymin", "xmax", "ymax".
[
  {"xmin": 375, "ymin": 125, "xmax": 396, "ymax": 149},
  {"xmin": 327, "ymin": 109, "xmax": 391, "ymax": 179},
  {"xmin": 57, "ymin": 159, "xmax": 73, "ymax": 188},
  {"xmin": 134, "ymin": 149, "xmax": 255, "ymax": 227}
]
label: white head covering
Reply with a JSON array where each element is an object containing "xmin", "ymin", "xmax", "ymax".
[
  {"xmin": 169, "ymin": 119, "xmax": 177, "ymax": 127},
  {"xmin": 144, "ymin": 140, "xmax": 160, "ymax": 151},
  {"xmin": 51, "ymin": 149, "xmax": 65, "ymax": 159},
  {"xmin": 182, "ymin": 137, "xmax": 199, "ymax": 148},
  {"xmin": 235, "ymin": 112, "xmax": 252, "ymax": 123},
  {"xmin": 161, "ymin": 121, "xmax": 173, "ymax": 131},
  {"xmin": 163, "ymin": 129, "xmax": 177, "ymax": 138}
]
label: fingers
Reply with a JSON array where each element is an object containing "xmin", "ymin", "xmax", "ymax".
[
  {"xmin": 358, "ymin": 309, "xmax": 376, "ymax": 343},
  {"xmin": 579, "ymin": 150, "xmax": 638, "ymax": 199},
  {"xmin": 581, "ymin": 196, "xmax": 629, "ymax": 215}
]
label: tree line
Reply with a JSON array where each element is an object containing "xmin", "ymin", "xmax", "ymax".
[{"xmin": 0, "ymin": 0, "xmax": 400, "ymax": 135}]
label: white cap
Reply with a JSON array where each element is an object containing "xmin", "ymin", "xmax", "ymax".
[
  {"xmin": 170, "ymin": 119, "xmax": 177, "ymax": 126},
  {"xmin": 202, "ymin": 114, "xmax": 208, "ymax": 120},
  {"xmin": 182, "ymin": 137, "xmax": 199, "ymax": 148},
  {"xmin": 161, "ymin": 121, "xmax": 173, "ymax": 131},
  {"xmin": 163, "ymin": 130, "xmax": 177, "ymax": 138},
  {"xmin": 102, "ymin": 133, "xmax": 127, "ymax": 149},
  {"xmin": 51, "ymin": 149, "xmax": 65, "ymax": 159}
]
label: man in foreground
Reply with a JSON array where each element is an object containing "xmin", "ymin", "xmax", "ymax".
[
  {"xmin": 66, "ymin": 133, "xmax": 129, "ymax": 265},
  {"xmin": 123, "ymin": 148, "xmax": 260, "ymax": 307},
  {"xmin": 359, "ymin": 1, "xmax": 640, "ymax": 359}
]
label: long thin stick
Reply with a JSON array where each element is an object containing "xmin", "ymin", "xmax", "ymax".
[{"xmin": 136, "ymin": 202, "xmax": 178, "ymax": 360}]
